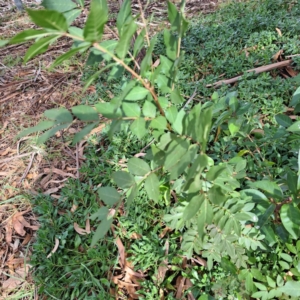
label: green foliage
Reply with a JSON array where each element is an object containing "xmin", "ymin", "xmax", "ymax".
[{"xmin": 9, "ymin": 0, "xmax": 300, "ymax": 298}]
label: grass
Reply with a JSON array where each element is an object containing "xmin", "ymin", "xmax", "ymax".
[{"xmin": 2, "ymin": 0, "xmax": 300, "ymax": 299}]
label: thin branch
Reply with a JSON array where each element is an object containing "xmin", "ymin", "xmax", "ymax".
[{"xmin": 207, "ymin": 59, "xmax": 292, "ymax": 87}]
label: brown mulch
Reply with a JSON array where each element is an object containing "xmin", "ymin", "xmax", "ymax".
[{"xmin": 0, "ymin": 0, "xmax": 220, "ymax": 298}]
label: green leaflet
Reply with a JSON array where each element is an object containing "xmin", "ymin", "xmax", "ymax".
[
  {"xmin": 280, "ymin": 204, "xmax": 300, "ymax": 239},
  {"xmin": 112, "ymin": 171, "xmax": 135, "ymax": 189},
  {"xmin": 44, "ymin": 108, "xmax": 73, "ymax": 123},
  {"xmin": 72, "ymin": 105, "xmax": 99, "ymax": 121},
  {"xmin": 91, "ymin": 217, "xmax": 113, "ymax": 247},
  {"xmin": 116, "ymin": 0, "xmax": 132, "ymax": 36},
  {"xmin": 37, "ymin": 123, "xmax": 70, "ymax": 144},
  {"xmin": 122, "ymin": 102, "xmax": 141, "ymax": 117},
  {"xmin": 98, "ymin": 187, "xmax": 121, "ymax": 206},
  {"xmin": 17, "ymin": 121, "xmax": 56, "ymax": 139},
  {"xmin": 279, "ymin": 281, "xmax": 300, "ymax": 297},
  {"xmin": 128, "ymin": 157, "xmax": 151, "ymax": 176},
  {"xmin": 116, "ymin": 18, "xmax": 137, "ymax": 59},
  {"xmin": 27, "ymin": 9, "xmax": 68, "ymax": 32},
  {"xmin": 24, "ymin": 36, "xmax": 58, "ymax": 63},
  {"xmin": 9, "ymin": 29, "xmax": 50, "ymax": 44},
  {"xmin": 125, "ymin": 86, "xmax": 149, "ymax": 101},
  {"xmin": 183, "ymin": 194, "xmax": 204, "ymax": 221},
  {"xmin": 130, "ymin": 118, "xmax": 148, "ymax": 139},
  {"xmin": 144, "ymin": 173, "xmax": 160, "ymax": 202},
  {"xmin": 41, "ymin": 0, "xmax": 77, "ymax": 12},
  {"xmin": 83, "ymin": 0, "xmax": 108, "ymax": 42},
  {"xmin": 51, "ymin": 45, "xmax": 90, "ymax": 69}
]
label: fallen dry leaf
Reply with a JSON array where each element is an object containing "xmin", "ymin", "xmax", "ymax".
[
  {"xmin": 5, "ymin": 219, "xmax": 13, "ymax": 244},
  {"xmin": 272, "ymin": 49, "xmax": 283, "ymax": 61},
  {"xmin": 47, "ymin": 237, "xmax": 59, "ymax": 258},
  {"xmin": 74, "ymin": 223, "xmax": 89, "ymax": 235},
  {"xmin": 276, "ymin": 27, "xmax": 282, "ymax": 36},
  {"xmin": 116, "ymin": 237, "xmax": 126, "ymax": 268},
  {"xmin": 2, "ymin": 277, "xmax": 23, "ymax": 290}
]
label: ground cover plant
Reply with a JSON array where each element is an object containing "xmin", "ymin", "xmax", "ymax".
[{"xmin": 2, "ymin": 0, "xmax": 300, "ymax": 299}]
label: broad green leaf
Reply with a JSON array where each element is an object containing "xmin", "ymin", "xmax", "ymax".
[
  {"xmin": 172, "ymin": 109, "xmax": 185, "ymax": 134},
  {"xmin": 44, "ymin": 108, "xmax": 73, "ymax": 123},
  {"xmin": 165, "ymin": 138, "xmax": 189, "ymax": 171},
  {"xmin": 112, "ymin": 171, "xmax": 135, "ymax": 189},
  {"xmin": 83, "ymin": 0, "xmax": 108, "ymax": 42},
  {"xmin": 169, "ymin": 144, "xmax": 198, "ymax": 180},
  {"xmin": 9, "ymin": 29, "xmax": 50, "ymax": 44},
  {"xmin": 170, "ymin": 88, "xmax": 184, "ymax": 104},
  {"xmin": 279, "ymin": 281, "xmax": 300, "ymax": 297},
  {"xmin": 95, "ymin": 102, "xmax": 121, "ymax": 118},
  {"xmin": 164, "ymin": 29, "xmax": 178, "ymax": 61},
  {"xmin": 251, "ymin": 291, "xmax": 268, "ymax": 299},
  {"xmin": 257, "ymin": 204, "xmax": 276, "ymax": 228},
  {"xmin": 90, "ymin": 206, "xmax": 109, "ymax": 221},
  {"xmin": 183, "ymin": 194, "xmax": 204, "ymax": 221},
  {"xmin": 201, "ymin": 198, "xmax": 213, "ymax": 224},
  {"xmin": 167, "ymin": 1, "xmax": 180, "ymax": 31},
  {"xmin": 98, "ymin": 187, "xmax": 121, "ymax": 206},
  {"xmin": 130, "ymin": 118, "xmax": 148, "ymax": 139},
  {"xmin": 91, "ymin": 217, "xmax": 113, "ymax": 246},
  {"xmin": 122, "ymin": 102, "xmax": 141, "ymax": 117},
  {"xmin": 42, "ymin": 0, "xmax": 77, "ymax": 12},
  {"xmin": 261, "ymin": 225, "xmax": 277, "ymax": 247},
  {"xmin": 63, "ymin": 9, "xmax": 81, "ymax": 25},
  {"xmin": 73, "ymin": 122, "xmax": 98, "ymax": 145},
  {"xmin": 197, "ymin": 107, "xmax": 212, "ymax": 150},
  {"xmin": 275, "ymin": 114, "xmax": 293, "ymax": 127},
  {"xmin": 142, "ymin": 101, "xmax": 156, "ymax": 118},
  {"xmin": 208, "ymin": 185, "xmax": 226, "ymax": 205},
  {"xmin": 140, "ymin": 35, "xmax": 157, "ymax": 76},
  {"xmin": 128, "ymin": 157, "xmax": 151, "ymax": 176},
  {"xmin": 206, "ymin": 164, "xmax": 227, "ymax": 181},
  {"xmin": 290, "ymin": 86, "xmax": 300, "ymax": 106},
  {"xmin": 24, "ymin": 36, "xmax": 58, "ymax": 63},
  {"xmin": 228, "ymin": 118, "xmax": 241, "ymax": 135},
  {"xmin": 150, "ymin": 116, "xmax": 167, "ymax": 131},
  {"xmin": 51, "ymin": 46, "xmax": 89, "ymax": 69},
  {"xmin": 156, "ymin": 74, "xmax": 171, "ymax": 93},
  {"xmin": 17, "ymin": 121, "xmax": 56, "ymax": 138},
  {"xmin": 243, "ymin": 189, "xmax": 269, "ymax": 205},
  {"xmin": 37, "ymin": 123, "xmax": 69, "ymax": 144},
  {"xmin": 126, "ymin": 184, "xmax": 138, "ymax": 207},
  {"xmin": 116, "ymin": 0, "xmax": 131, "ymax": 35},
  {"xmin": 125, "ymin": 86, "xmax": 149, "ymax": 101},
  {"xmin": 197, "ymin": 212, "xmax": 205, "ymax": 240},
  {"xmin": 133, "ymin": 29, "xmax": 145, "ymax": 57},
  {"xmin": 72, "ymin": 105, "xmax": 99, "ymax": 121},
  {"xmin": 160, "ymin": 55, "xmax": 174, "ymax": 77},
  {"xmin": 280, "ymin": 204, "xmax": 300, "ymax": 239},
  {"xmin": 69, "ymin": 26, "xmax": 83, "ymax": 39},
  {"xmin": 116, "ymin": 18, "xmax": 137, "ymax": 59},
  {"xmin": 144, "ymin": 173, "xmax": 160, "ymax": 202},
  {"xmin": 27, "ymin": 9, "xmax": 68, "ymax": 32},
  {"xmin": 250, "ymin": 180, "xmax": 283, "ymax": 200},
  {"xmin": 166, "ymin": 106, "xmax": 178, "ymax": 124},
  {"xmin": 287, "ymin": 121, "xmax": 300, "ymax": 133}
]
